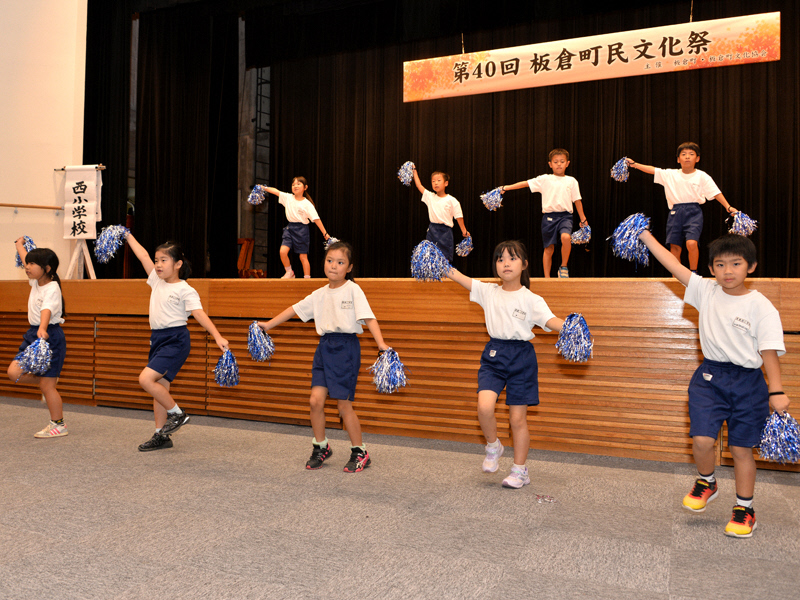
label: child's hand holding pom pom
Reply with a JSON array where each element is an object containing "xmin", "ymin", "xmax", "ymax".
[
  {"xmin": 728, "ymin": 211, "xmax": 758, "ymax": 237},
  {"xmin": 398, "ymin": 161, "xmax": 415, "ymax": 186},
  {"xmin": 610, "ymin": 157, "xmax": 630, "ymax": 182},
  {"xmin": 571, "ymin": 224, "xmax": 591, "ymax": 245},
  {"xmin": 555, "ymin": 313, "xmax": 593, "ymax": 363},
  {"xmin": 94, "ymin": 225, "xmax": 131, "ymax": 264},
  {"xmin": 324, "ymin": 236, "xmax": 340, "ymax": 250},
  {"xmin": 214, "ymin": 349, "xmax": 239, "ymax": 387},
  {"xmin": 368, "ymin": 348, "xmax": 409, "ymax": 394},
  {"xmin": 609, "ymin": 213, "xmax": 651, "ymax": 267},
  {"xmin": 248, "ymin": 321, "xmax": 275, "ymax": 362},
  {"xmin": 15, "ymin": 236, "xmax": 36, "ymax": 268},
  {"xmin": 758, "ymin": 411, "xmax": 800, "ymax": 464},
  {"xmin": 480, "ymin": 187, "xmax": 503, "ymax": 211},
  {"xmin": 248, "ymin": 184, "xmax": 266, "ymax": 206},
  {"xmin": 18, "ymin": 338, "xmax": 52, "ymax": 376},
  {"xmin": 410, "ymin": 240, "xmax": 451, "ymax": 282},
  {"xmin": 455, "ymin": 236, "xmax": 473, "ymax": 257}
]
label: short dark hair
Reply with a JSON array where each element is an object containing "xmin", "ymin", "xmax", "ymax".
[
  {"xmin": 677, "ymin": 142, "xmax": 700, "ymax": 156},
  {"xmin": 549, "ymin": 148, "xmax": 569, "ymax": 161},
  {"xmin": 707, "ymin": 234, "xmax": 757, "ymax": 268},
  {"xmin": 492, "ymin": 240, "xmax": 530, "ymax": 288},
  {"xmin": 431, "ymin": 171, "xmax": 450, "ymax": 183}
]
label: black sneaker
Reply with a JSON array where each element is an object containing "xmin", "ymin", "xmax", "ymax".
[
  {"xmin": 138, "ymin": 432, "xmax": 173, "ymax": 452},
  {"xmin": 343, "ymin": 447, "xmax": 370, "ymax": 473},
  {"xmin": 160, "ymin": 409, "xmax": 190, "ymax": 435},
  {"xmin": 306, "ymin": 444, "xmax": 332, "ymax": 469}
]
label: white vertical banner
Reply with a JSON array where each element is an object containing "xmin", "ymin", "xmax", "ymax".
[{"xmin": 63, "ymin": 165, "xmax": 102, "ymax": 239}]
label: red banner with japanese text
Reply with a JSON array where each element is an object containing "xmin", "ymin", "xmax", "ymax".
[{"xmin": 403, "ymin": 12, "xmax": 780, "ymax": 102}]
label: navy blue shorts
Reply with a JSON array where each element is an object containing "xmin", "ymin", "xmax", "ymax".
[
  {"xmin": 477, "ymin": 338, "xmax": 539, "ymax": 406},
  {"xmin": 688, "ymin": 358, "xmax": 769, "ymax": 447},
  {"xmin": 18, "ymin": 325, "xmax": 66, "ymax": 378},
  {"xmin": 281, "ymin": 222, "xmax": 311, "ymax": 254},
  {"xmin": 148, "ymin": 326, "xmax": 191, "ymax": 383},
  {"xmin": 666, "ymin": 203, "xmax": 703, "ymax": 245},
  {"xmin": 426, "ymin": 223, "xmax": 455, "ymax": 262},
  {"xmin": 541, "ymin": 211, "xmax": 573, "ymax": 248},
  {"xmin": 311, "ymin": 333, "xmax": 361, "ymax": 401}
]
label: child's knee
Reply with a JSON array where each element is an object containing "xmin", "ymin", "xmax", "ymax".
[{"xmin": 560, "ymin": 232, "xmax": 572, "ymax": 243}]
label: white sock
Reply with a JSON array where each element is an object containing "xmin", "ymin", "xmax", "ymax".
[
  {"xmin": 698, "ymin": 472, "xmax": 715, "ymax": 483},
  {"xmin": 512, "ymin": 463, "xmax": 527, "ymax": 471},
  {"xmin": 167, "ymin": 404, "xmax": 181, "ymax": 415},
  {"xmin": 486, "ymin": 439, "xmax": 501, "ymax": 448},
  {"xmin": 736, "ymin": 496, "xmax": 753, "ymax": 508},
  {"xmin": 313, "ymin": 437, "xmax": 328, "ymax": 448},
  {"xmin": 285, "ymin": 266, "xmax": 293, "ymax": 273}
]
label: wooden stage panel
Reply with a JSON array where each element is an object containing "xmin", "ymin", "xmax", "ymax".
[{"xmin": 1, "ymin": 277, "xmax": 798, "ymax": 471}]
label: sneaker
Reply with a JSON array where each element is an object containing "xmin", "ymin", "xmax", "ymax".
[
  {"xmin": 280, "ymin": 269, "xmax": 295, "ymax": 279},
  {"xmin": 306, "ymin": 444, "xmax": 332, "ymax": 469},
  {"xmin": 724, "ymin": 505, "xmax": 757, "ymax": 538},
  {"xmin": 34, "ymin": 421, "xmax": 68, "ymax": 438},
  {"xmin": 502, "ymin": 465, "xmax": 531, "ymax": 489},
  {"xmin": 138, "ymin": 432, "xmax": 173, "ymax": 452},
  {"xmin": 160, "ymin": 409, "xmax": 189, "ymax": 435},
  {"xmin": 482, "ymin": 442, "xmax": 504, "ymax": 473},
  {"xmin": 682, "ymin": 478, "xmax": 719, "ymax": 513},
  {"xmin": 343, "ymin": 447, "xmax": 371, "ymax": 473},
  {"xmin": 557, "ymin": 266, "xmax": 569, "ymax": 278}
]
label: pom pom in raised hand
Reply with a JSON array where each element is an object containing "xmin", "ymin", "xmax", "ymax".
[
  {"xmin": 214, "ymin": 350, "xmax": 239, "ymax": 387},
  {"xmin": 15, "ymin": 236, "xmax": 36, "ymax": 268},
  {"xmin": 94, "ymin": 225, "xmax": 130, "ymax": 264},
  {"xmin": 398, "ymin": 161, "xmax": 415, "ymax": 186},
  {"xmin": 248, "ymin": 321, "xmax": 275, "ymax": 362},
  {"xmin": 480, "ymin": 187, "xmax": 503, "ymax": 211},
  {"xmin": 455, "ymin": 236, "xmax": 473, "ymax": 257},
  {"xmin": 368, "ymin": 348, "xmax": 409, "ymax": 394},
  {"xmin": 758, "ymin": 411, "xmax": 800, "ymax": 464},
  {"xmin": 571, "ymin": 224, "xmax": 591, "ymax": 245},
  {"xmin": 410, "ymin": 240, "xmax": 451, "ymax": 282},
  {"xmin": 609, "ymin": 213, "xmax": 651, "ymax": 267},
  {"xmin": 555, "ymin": 313, "xmax": 593, "ymax": 363},
  {"xmin": 248, "ymin": 184, "xmax": 266, "ymax": 206},
  {"xmin": 324, "ymin": 236, "xmax": 340, "ymax": 250},
  {"xmin": 610, "ymin": 157, "xmax": 630, "ymax": 182},
  {"xmin": 18, "ymin": 338, "xmax": 52, "ymax": 376},
  {"xmin": 728, "ymin": 211, "xmax": 758, "ymax": 237}
]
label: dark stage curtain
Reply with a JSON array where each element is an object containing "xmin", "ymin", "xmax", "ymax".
[
  {"xmin": 247, "ymin": 0, "xmax": 800, "ymax": 278},
  {"xmin": 135, "ymin": 5, "xmax": 238, "ymax": 279}
]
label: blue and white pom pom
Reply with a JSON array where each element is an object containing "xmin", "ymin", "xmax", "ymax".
[
  {"xmin": 571, "ymin": 224, "xmax": 591, "ymax": 245},
  {"xmin": 18, "ymin": 338, "xmax": 52, "ymax": 376},
  {"xmin": 214, "ymin": 350, "xmax": 239, "ymax": 387},
  {"xmin": 397, "ymin": 161, "xmax": 415, "ymax": 186},
  {"xmin": 15, "ymin": 236, "xmax": 36, "ymax": 268},
  {"xmin": 610, "ymin": 213, "xmax": 651, "ymax": 267},
  {"xmin": 248, "ymin": 184, "xmax": 266, "ymax": 206},
  {"xmin": 759, "ymin": 411, "xmax": 800, "ymax": 464},
  {"xmin": 410, "ymin": 240, "xmax": 451, "ymax": 282},
  {"xmin": 247, "ymin": 321, "xmax": 275, "ymax": 362},
  {"xmin": 324, "ymin": 236, "xmax": 340, "ymax": 250},
  {"xmin": 480, "ymin": 187, "xmax": 503, "ymax": 211},
  {"xmin": 610, "ymin": 157, "xmax": 630, "ymax": 182},
  {"xmin": 555, "ymin": 313, "xmax": 593, "ymax": 363},
  {"xmin": 368, "ymin": 348, "xmax": 409, "ymax": 394},
  {"xmin": 728, "ymin": 211, "xmax": 758, "ymax": 237},
  {"xmin": 455, "ymin": 236, "xmax": 473, "ymax": 257},
  {"xmin": 94, "ymin": 224, "xmax": 130, "ymax": 264}
]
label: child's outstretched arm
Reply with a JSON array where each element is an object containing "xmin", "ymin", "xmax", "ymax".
[
  {"xmin": 263, "ymin": 186, "xmax": 282, "ymax": 197},
  {"xmin": 545, "ymin": 316, "xmax": 565, "ymax": 332},
  {"xmin": 447, "ymin": 266, "xmax": 473, "ymax": 291},
  {"xmin": 499, "ymin": 182, "xmax": 528, "ymax": 194},
  {"xmin": 14, "ymin": 237, "xmax": 29, "ymax": 263},
  {"xmin": 639, "ymin": 230, "xmax": 691, "ymax": 285},
  {"xmin": 311, "ymin": 218, "xmax": 331, "ymax": 242},
  {"xmin": 257, "ymin": 306, "xmax": 297, "ymax": 333},
  {"xmin": 762, "ymin": 350, "xmax": 790, "ymax": 414},
  {"xmin": 625, "ymin": 159, "xmax": 656, "ymax": 175},
  {"xmin": 411, "ymin": 165, "xmax": 426, "ymax": 195},
  {"xmin": 125, "ymin": 233, "xmax": 154, "ymax": 275},
  {"xmin": 191, "ymin": 309, "xmax": 229, "ymax": 352},
  {"xmin": 364, "ymin": 318, "xmax": 390, "ymax": 352}
]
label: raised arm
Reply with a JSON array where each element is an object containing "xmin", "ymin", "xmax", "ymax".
[
  {"xmin": 191, "ymin": 309, "xmax": 229, "ymax": 352},
  {"xmin": 762, "ymin": 350, "xmax": 789, "ymax": 414},
  {"xmin": 447, "ymin": 266, "xmax": 473, "ymax": 291},
  {"xmin": 15, "ymin": 237, "xmax": 29, "ymax": 264},
  {"xmin": 364, "ymin": 318, "xmax": 390, "ymax": 352},
  {"xmin": 639, "ymin": 230, "xmax": 692, "ymax": 286},
  {"xmin": 125, "ymin": 232, "xmax": 154, "ymax": 275},
  {"xmin": 625, "ymin": 159, "xmax": 656, "ymax": 175},
  {"xmin": 411, "ymin": 165, "xmax": 426, "ymax": 195},
  {"xmin": 257, "ymin": 306, "xmax": 298, "ymax": 332}
]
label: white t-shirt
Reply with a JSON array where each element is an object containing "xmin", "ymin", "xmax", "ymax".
[
  {"xmin": 279, "ymin": 192, "xmax": 320, "ymax": 224},
  {"xmin": 147, "ymin": 269, "xmax": 204, "ymax": 330},
  {"xmin": 653, "ymin": 168, "xmax": 722, "ymax": 209},
  {"xmin": 684, "ymin": 273, "xmax": 785, "ymax": 369},
  {"xmin": 469, "ymin": 280, "xmax": 556, "ymax": 341},
  {"xmin": 28, "ymin": 279, "xmax": 64, "ymax": 326},
  {"xmin": 527, "ymin": 175, "xmax": 582, "ymax": 214},
  {"xmin": 421, "ymin": 190, "xmax": 463, "ymax": 227},
  {"xmin": 293, "ymin": 280, "xmax": 376, "ymax": 336}
]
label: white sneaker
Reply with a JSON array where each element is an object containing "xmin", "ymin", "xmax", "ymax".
[
  {"xmin": 482, "ymin": 442, "xmax": 504, "ymax": 473},
  {"xmin": 502, "ymin": 465, "xmax": 530, "ymax": 488},
  {"xmin": 280, "ymin": 269, "xmax": 295, "ymax": 279},
  {"xmin": 34, "ymin": 421, "xmax": 68, "ymax": 438}
]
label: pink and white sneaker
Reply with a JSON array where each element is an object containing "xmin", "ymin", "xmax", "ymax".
[
  {"xmin": 502, "ymin": 465, "xmax": 530, "ymax": 489},
  {"xmin": 34, "ymin": 421, "xmax": 68, "ymax": 438}
]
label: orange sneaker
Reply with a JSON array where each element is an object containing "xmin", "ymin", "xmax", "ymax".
[
  {"xmin": 682, "ymin": 478, "xmax": 718, "ymax": 512},
  {"xmin": 724, "ymin": 505, "xmax": 757, "ymax": 538}
]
